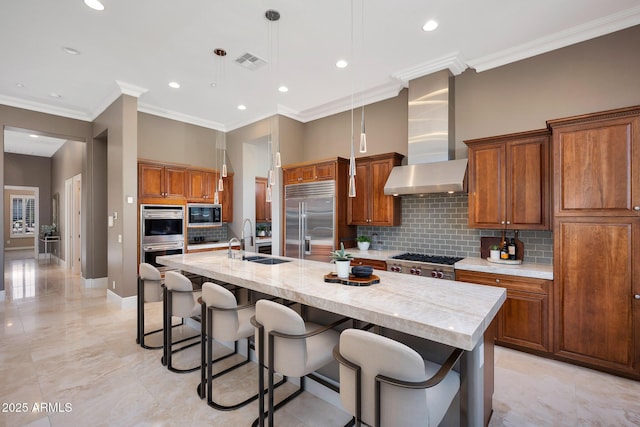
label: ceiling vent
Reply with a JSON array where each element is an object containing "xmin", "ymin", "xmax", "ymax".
[{"xmin": 235, "ymin": 52, "xmax": 267, "ymax": 70}]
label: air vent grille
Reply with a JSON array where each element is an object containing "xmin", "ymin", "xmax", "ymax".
[{"xmin": 235, "ymin": 52, "xmax": 267, "ymax": 70}]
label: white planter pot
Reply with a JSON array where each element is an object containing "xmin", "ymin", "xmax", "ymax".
[
  {"xmin": 335, "ymin": 260, "xmax": 351, "ymax": 279},
  {"xmin": 357, "ymin": 241, "xmax": 370, "ymax": 251},
  {"xmin": 490, "ymin": 250, "xmax": 500, "ymax": 260}
]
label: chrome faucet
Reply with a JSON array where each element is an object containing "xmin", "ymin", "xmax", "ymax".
[
  {"xmin": 240, "ymin": 218, "xmax": 254, "ymax": 252},
  {"xmin": 228, "ymin": 237, "xmax": 240, "ymax": 259}
]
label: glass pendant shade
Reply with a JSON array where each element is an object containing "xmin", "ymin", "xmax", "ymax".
[
  {"xmin": 268, "ymin": 169, "xmax": 275, "ymax": 186},
  {"xmin": 213, "ymin": 190, "xmax": 219, "ymax": 204},
  {"xmin": 348, "ymin": 174, "xmax": 356, "ymax": 198},
  {"xmin": 266, "ymin": 186, "xmax": 272, "ymax": 203},
  {"xmin": 218, "ymin": 177, "xmax": 224, "ymax": 192},
  {"xmin": 359, "ymin": 110, "xmax": 367, "ymax": 153},
  {"xmin": 222, "ymin": 161, "xmax": 227, "ymax": 177},
  {"xmin": 274, "ymin": 151, "xmax": 281, "ymax": 168}
]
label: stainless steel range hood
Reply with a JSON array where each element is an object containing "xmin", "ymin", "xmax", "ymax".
[{"xmin": 384, "ymin": 70, "xmax": 467, "ymax": 196}]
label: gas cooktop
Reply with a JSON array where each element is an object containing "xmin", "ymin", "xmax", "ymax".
[{"xmin": 390, "ymin": 253, "xmax": 464, "ymax": 265}]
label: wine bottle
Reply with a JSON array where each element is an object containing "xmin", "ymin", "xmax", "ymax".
[
  {"xmin": 508, "ymin": 238, "xmax": 516, "ymax": 260},
  {"xmin": 500, "ymin": 239, "xmax": 509, "ymax": 260}
]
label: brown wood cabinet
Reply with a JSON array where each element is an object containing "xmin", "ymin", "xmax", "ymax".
[
  {"xmin": 187, "ymin": 169, "xmax": 216, "ymax": 201},
  {"xmin": 139, "ymin": 162, "xmax": 187, "ymax": 200},
  {"xmin": 283, "ymin": 160, "xmax": 336, "ymax": 185},
  {"xmin": 549, "ymin": 106, "xmax": 640, "ymax": 380},
  {"xmin": 219, "ymin": 172, "xmax": 233, "ymax": 223},
  {"xmin": 465, "ymin": 130, "xmax": 550, "ymax": 230},
  {"xmin": 255, "ymin": 177, "xmax": 271, "ymax": 222},
  {"xmin": 549, "ymin": 107, "xmax": 640, "ymax": 217},
  {"xmin": 456, "ymin": 270, "xmax": 552, "ymax": 354},
  {"xmin": 350, "ymin": 257, "xmax": 387, "ymax": 271},
  {"xmin": 347, "ymin": 153, "xmax": 404, "ymax": 226}
]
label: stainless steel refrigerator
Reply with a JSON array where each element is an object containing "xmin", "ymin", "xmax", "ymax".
[{"xmin": 284, "ymin": 181, "xmax": 336, "ymax": 262}]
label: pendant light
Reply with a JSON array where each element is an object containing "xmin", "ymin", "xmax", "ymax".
[
  {"xmin": 221, "ymin": 133, "xmax": 228, "ymax": 178},
  {"xmin": 266, "ymin": 9, "xmax": 282, "ymax": 169},
  {"xmin": 213, "ymin": 134, "xmax": 220, "ymax": 204},
  {"xmin": 359, "ymin": 0, "xmax": 367, "ymax": 154},
  {"xmin": 348, "ymin": 0, "xmax": 357, "ymax": 198}
]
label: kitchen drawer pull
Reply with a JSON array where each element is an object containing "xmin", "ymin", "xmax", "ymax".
[
  {"xmin": 634, "ymin": 206, "xmax": 640, "ymax": 211},
  {"xmin": 635, "ymin": 294, "xmax": 640, "ymax": 300},
  {"xmin": 495, "ymin": 278, "xmax": 500, "ymax": 283}
]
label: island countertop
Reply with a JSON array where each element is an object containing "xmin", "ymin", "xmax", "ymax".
[{"xmin": 157, "ymin": 251, "xmax": 506, "ymax": 351}]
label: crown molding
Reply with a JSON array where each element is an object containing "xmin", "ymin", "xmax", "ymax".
[
  {"xmin": 392, "ymin": 52, "xmax": 467, "ymax": 85},
  {"xmin": 115, "ymin": 80, "xmax": 148, "ymax": 98},
  {"xmin": 468, "ymin": 5, "xmax": 640, "ymax": 72},
  {"xmin": 0, "ymin": 95, "xmax": 91, "ymax": 122},
  {"xmin": 137, "ymin": 102, "xmax": 226, "ymax": 131}
]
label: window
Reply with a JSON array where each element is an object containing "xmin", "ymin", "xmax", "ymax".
[{"xmin": 11, "ymin": 195, "xmax": 36, "ymax": 236}]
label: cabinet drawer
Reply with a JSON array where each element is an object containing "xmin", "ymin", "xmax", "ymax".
[
  {"xmin": 351, "ymin": 257, "xmax": 387, "ymax": 270},
  {"xmin": 455, "ymin": 270, "xmax": 549, "ymax": 294}
]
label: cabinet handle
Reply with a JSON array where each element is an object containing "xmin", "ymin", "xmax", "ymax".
[
  {"xmin": 634, "ymin": 206, "xmax": 640, "ymax": 211},
  {"xmin": 635, "ymin": 294, "xmax": 640, "ymax": 300},
  {"xmin": 495, "ymin": 279, "xmax": 500, "ymax": 283},
  {"xmin": 501, "ymin": 220, "xmax": 505, "ymax": 225},
  {"xmin": 506, "ymin": 220, "xmax": 511, "ymax": 225}
]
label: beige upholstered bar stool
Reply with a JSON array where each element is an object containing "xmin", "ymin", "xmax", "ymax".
[
  {"xmin": 163, "ymin": 270, "xmax": 202, "ymax": 373},
  {"xmin": 198, "ymin": 282, "xmax": 286, "ymax": 410},
  {"xmin": 251, "ymin": 299, "xmax": 350, "ymax": 427},
  {"xmin": 334, "ymin": 328, "xmax": 463, "ymax": 427},
  {"xmin": 137, "ymin": 263, "xmax": 165, "ymax": 349}
]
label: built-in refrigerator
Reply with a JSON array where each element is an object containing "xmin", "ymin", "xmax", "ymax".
[{"xmin": 284, "ymin": 181, "xmax": 335, "ymax": 262}]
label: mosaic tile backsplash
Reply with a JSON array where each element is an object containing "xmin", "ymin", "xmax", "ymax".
[
  {"xmin": 187, "ymin": 224, "xmax": 228, "ymax": 243},
  {"xmin": 357, "ymin": 193, "xmax": 553, "ymax": 265}
]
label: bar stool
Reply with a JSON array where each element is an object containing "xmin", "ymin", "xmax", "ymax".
[
  {"xmin": 137, "ymin": 263, "xmax": 164, "ymax": 349},
  {"xmin": 251, "ymin": 299, "xmax": 350, "ymax": 427},
  {"xmin": 163, "ymin": 270, "xmax": 202, "ymax": 373},
  {"xmin": 333, "ymin": 328, "xmax": 463, "ymax": 427}
]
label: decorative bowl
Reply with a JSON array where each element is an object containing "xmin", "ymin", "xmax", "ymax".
[{"xmin": 351, "ymin": 265, "xmax": 373, "ymax": 278}]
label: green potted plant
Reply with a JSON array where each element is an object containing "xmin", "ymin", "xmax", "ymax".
[
  {"xmin": 356, "ymin": 235, "xmax": 371, "ymax": 251},
  {"xmin": 489, "ymin": 244, "xmax": 500, "ymax": 260},
  {"xmin": 256, "ymin": 224, "xmax": 267, "ymax": 237},
  {"xmin": 330, "ymin": 243, "xmax": 353, "ymax": 278}
]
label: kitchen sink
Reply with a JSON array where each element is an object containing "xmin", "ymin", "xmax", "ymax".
[{"xmin": 242, "ymin": 255, "xmax": 291, "ymax": 265}]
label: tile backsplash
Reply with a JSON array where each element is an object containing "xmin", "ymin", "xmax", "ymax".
[
  {"xmin": 357, "ymin": 193, "xmax": 553, "ymax": 265},
  {"xmin": 187, "ymin": 224, "xmax": 228, "ymax": 243}
]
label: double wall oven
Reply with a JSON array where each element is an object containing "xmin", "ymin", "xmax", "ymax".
[{"xmin": 140, "ymin": 204, "xmax": 185, "ymax": 272}]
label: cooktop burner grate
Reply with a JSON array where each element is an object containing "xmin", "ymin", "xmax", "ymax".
[{"xmin": 391, "ymin": 253, "xmax": 464, "ymax": 265}]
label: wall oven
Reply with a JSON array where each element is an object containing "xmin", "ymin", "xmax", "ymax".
[
  {"xmin": 187, "ymin": 203, "xmax": 222, "ymax": 227},
  {"xmin": 140, "ymin": 204, "xmax": 185, "ymax": 271}
]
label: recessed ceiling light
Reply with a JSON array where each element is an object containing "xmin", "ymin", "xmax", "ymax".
[
  {"xmin": 210, "ymin": 82, "xmax": 217, "ymax": 88},
  {"xmin": 62, "ymin": 46, "xmax": 80, "ymax": 55},
  {"xmin": 29, "ymin": 134, "xmax": 38, "ymax": 138},
  {"xmin": 49, "ymin": 92, "xmax": 62, "ymax": 98},
  {"xmin": 83, "ymin": 0, "xmax": 105, "ymax": 11},
  {"xmin": 422, "ymin": 20, "xmax": 439, "ymax": 32},
  {"xmin": 336, "ymin": 59, "xmax": 348, "ymax": 69},
  {"xmin": 168, "ymin": 82, "xmax": 180, "ymax": 89},
  {"xmin": 237, "ymin": 105, "xmax": 247, "ymax": 110},
  {"xmin": 278, "ymin": 86, "xmax": 289, "ymax": 93},
  {"xmin": 16, "ymin": 83, "xmax": 24, "ymax": 88}
]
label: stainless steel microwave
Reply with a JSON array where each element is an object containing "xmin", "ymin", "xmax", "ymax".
[{"xmin": 187, "ymin": 203, "xmax": 222, "ymax": 227}]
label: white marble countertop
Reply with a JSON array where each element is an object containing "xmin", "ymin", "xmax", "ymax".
[
  {"xmin": 186, "ymin": 241, "xmax": 239, "ymax": 251},
  {"xmin": 157, "ymin": 251, "xmax": 506, "ymax": 351},
  {"xmin": 255, "ymin": 237, "xmax": 272, "ymax": 244},
  {"xmin": 455, "ymin": 257, "xmax": 553, "ymax": 280}
]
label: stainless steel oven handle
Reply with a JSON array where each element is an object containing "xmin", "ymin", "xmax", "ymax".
[{"xmin": 143, "ymin": 242, "xmax": 183, "ymax": 251}]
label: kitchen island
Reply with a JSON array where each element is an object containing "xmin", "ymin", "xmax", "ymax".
[{"xmin": 157, "ymin": 251, "xmax": 506, "ymax": 426}]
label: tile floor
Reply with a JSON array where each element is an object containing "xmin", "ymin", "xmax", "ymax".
[{"xmin": 1, "ymin": 251, "xmax": 639, "ymax": 426}]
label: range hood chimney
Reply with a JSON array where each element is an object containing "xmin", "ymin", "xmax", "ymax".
[{"xmin": 384, "ymin": 70, "xmax": 467, "ymax": 196}]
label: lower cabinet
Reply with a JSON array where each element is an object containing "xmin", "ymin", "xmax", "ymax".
[
  {"xmin": 350, "ymin": 257, "xmax": 387, "ymax": 270},
  {"xmin": 456, "ymin": 270, "xmax": 552, "ymax": 353}
]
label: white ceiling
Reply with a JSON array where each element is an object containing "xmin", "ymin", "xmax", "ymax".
[
  {"xmin": 4, "ymin": 129, "xmax": 67, "ymax": 157},
  {"xmin": 1, "ymin": 0, "xmax": 640, "ymax": 137}
]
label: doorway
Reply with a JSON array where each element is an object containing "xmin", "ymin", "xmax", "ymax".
[{"xmin": 65, "ymin": 174, "xmax": 82, "ymax": 274}]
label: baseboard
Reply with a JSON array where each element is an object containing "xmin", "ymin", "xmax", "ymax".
[
  {"xmin": 83, "ymin": 277, "xmax": 108, "ymax": 289},
  {"xmin": 106, "ymin": 289, "xmax": 137, "ymax": 309}
]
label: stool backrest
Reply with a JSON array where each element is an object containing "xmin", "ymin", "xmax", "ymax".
[
  {"xmin": 202, "ymin": 282, "xmax": 240, "ymax": 341},
  {"xmin": 255, "ymin": 299, "xmax": 307, "ymax": 376},
  {"xmin": 139, "ymin": 263, "xmax": 162, "ymax": 303},
  {"xmin": 164, "ymin": 271, "xmax": 195, "ymax": 318},
  {"xmin": 339, "ymin": 328, "xmax": 429, "ymax": 426}
]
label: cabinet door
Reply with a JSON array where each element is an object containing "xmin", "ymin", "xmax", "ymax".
[
  {"xmin": 163, "ymin": 166, "xmax": 187, "ymax": 199},
  {"xmin": 139, "ymin": 163, "xmax": 165, "ymax": 199},
  {"xmin": 300, "ymin": 165, "xmax": 316, "ymax": 182},
  {"xmin": 369, "ymin": 157, "xmax": 399, "ymax": 226},
  {"xmin": 468, "ymin": 143, "xmax": 505, "ymax": 228},
  {"xmin": 554, "ymin": 218, "xmax": 639, "ymax": 374},
  {"xmin": 506, "ymin": 136, "xmax": 549, "ymax": 229},
  {"xmin": 255, "ymin": 177, "xmax": 269, "ymax": 222},
  {"xmin": 283, "ymin": 167, "xmax": 301, "ymax": 185},
  {"xmin": 220, "ymin": 173, "xmax": 233, "ymax": 222},
  {"xmin": 347, "ymin": 162, "xmax": 369, "ymax": 225},
  {"xmin": 187, "ymin": 169, "xmax": 215, "ymax": 200},
  {"xmin": 499, "ymin": 289, "xmax": 550, "ymax": 352},
  {"xmin": 553, "ymin": 114, "xmax": 640, "ymax": 216},
  {"xmin": 315, "ymin": 162, "xmax": 335, "ymax": 181}
]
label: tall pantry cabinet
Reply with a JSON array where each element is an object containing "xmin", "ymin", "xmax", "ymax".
[{"xmin": 549, "ymin": 106, "xmax": 640, "ymax": 379}]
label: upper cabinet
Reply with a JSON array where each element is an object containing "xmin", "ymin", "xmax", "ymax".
[
  {"xmin": 347, "ymin": 152, "xmax": 404, "ymax": 227},
  {"xmin": 187, "ymin": 169, "xmax": 216, "ymax": 201},
  {"xmin": 255, "ymin": 177, "xmax": 271, "ymax": 222},
  {"xmin": 548, "ymin": 106, "xmax": 640, "ymax": 217},
  {"xmin": 465, "ymin": 130, "xmax": 550, "ymax": 230},
  {"xmin": 138, "ymin": 162, "xmax": 187, "ymax": 200},
  {"xmin": 283, "ymin": 160, "xmax": 336, "ymax": 185}
]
